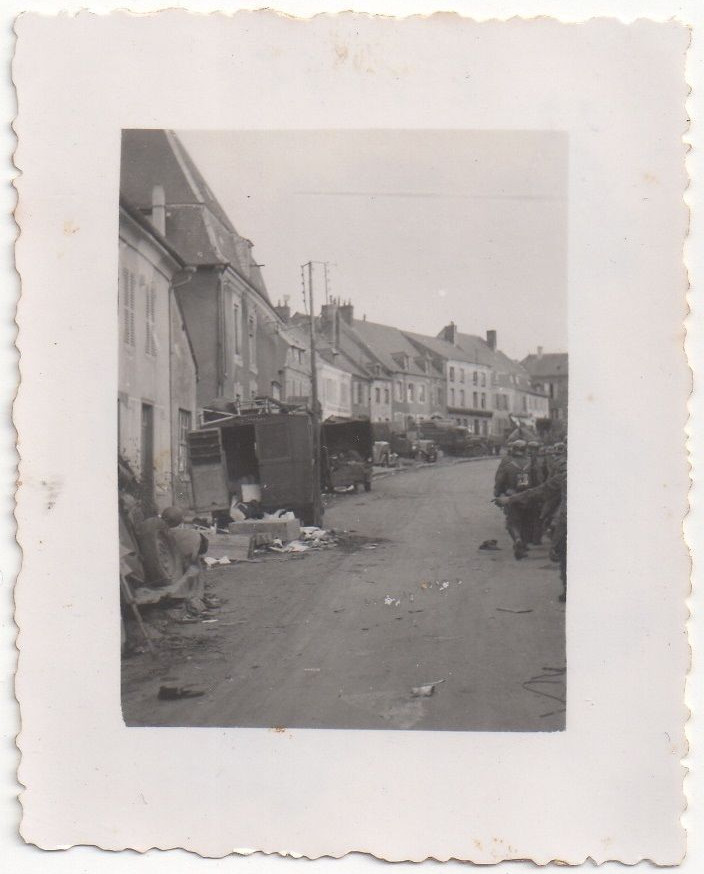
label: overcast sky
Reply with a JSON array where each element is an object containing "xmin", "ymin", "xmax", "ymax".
[{"xmin": 178, "ymin": 130, "xmax": 567, "ymax": 360}]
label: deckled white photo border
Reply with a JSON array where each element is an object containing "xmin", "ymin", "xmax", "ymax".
[{"xmin": 9, "ymin": 6, "xmax": 693, "ymax": 866}]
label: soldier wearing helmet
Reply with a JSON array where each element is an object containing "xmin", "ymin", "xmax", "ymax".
[
  {"xmin": 497, "ymin": 447, "xmax": 568, "ymax": 602},
  {"xmin": 494, "ymin": 439, "xmax": 533, "ymax": 559},
  {"xmin": 526, "ymin": 440, "xmax": 546, "ymax": 544}
]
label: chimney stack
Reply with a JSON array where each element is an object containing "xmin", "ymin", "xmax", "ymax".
[
  {"xmin": 151, "ymin": 185, "xmax": 166, "ymax": 235},
  {"xmin": 339, "ymin": 300, "xmax": 354, "ymax": 326},
  {"xmin": 486, "ymin": 329, "xmax": 497, "ymax": 351},
  {"xmin": 320, "ymin": 301, "xmax": 339, "ymax": 346},
  {"xmin": 442, "ymin": 322, "xmax": 457, "ymax": 345},
  {"xmin": 537, "ymin": 345, "xmax": 544, "ymax": 359},
  {"xmin": 273, "ymin": 300, "xmax": 291, "ymax": 324}
]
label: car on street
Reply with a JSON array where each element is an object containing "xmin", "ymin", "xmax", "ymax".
[{"xmin": 415, "ymin": 438, "xmax": 438, "ymax": 462}]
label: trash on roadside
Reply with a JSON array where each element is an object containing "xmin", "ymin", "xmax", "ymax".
[
  {"xmin": 157, "ymin": 685, "xmax": 206, "ymax": 700},
  {"xmin": 479, "ymin": 539, "xmax": 501, "ymax": 551},
  {"xmin": 268, "ymin": 539, "xmax": 310, "ymax": 554},
  {"xmin": 300, "ymin": 526, "xmax": 337, "ymax": 544},
  {"xmin": 384, "ymin": 595, "xmax": 401, "ymax": 607},
  {"xmin": 229, "ymin": 516, "xmax": 301, "ymax": 542}
]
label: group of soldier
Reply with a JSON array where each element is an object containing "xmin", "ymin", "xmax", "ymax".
[{"xmin": 493, "ymin": 435, "xmax": 568, "ymax": 603}]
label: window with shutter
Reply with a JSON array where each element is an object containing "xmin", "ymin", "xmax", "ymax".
[
  {"xmin": 122, "ymin": 268, "xmax": 136, "ymax": 347},
  {"xmin": 145, "ymin": 280, "xmax": 157, "ymax": 356}
]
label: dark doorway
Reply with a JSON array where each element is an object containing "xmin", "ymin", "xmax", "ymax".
[{"xmin": 141, "ymin": 402, "xmax": 155, "ymax": 510}]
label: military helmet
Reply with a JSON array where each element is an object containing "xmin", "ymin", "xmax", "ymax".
[{"xmin": 510, "ymin": 439, "xmax": 527, "ymax": 453}]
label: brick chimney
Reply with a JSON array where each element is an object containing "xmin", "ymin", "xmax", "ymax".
[
  {"xmin": 486, "ymin": 329, "xmax": 497, "ymax": 351},
  {"xmin": 442, "ymin": 321, "xmax": 457, "ymax": 344},
  {"xmin": 339, "ymin": 300, "xmax": 354, "ymax": 326},
  {"xmin": 151, "ymin": 185, "xmax": 166, "ymax": 235},
  {"xmin": 273, "ymin": 299, "xmax": 290, "ymax": 323},
  {"xmin": 537, "ymin": 345, "xmax": 544, "ymax": 359}
]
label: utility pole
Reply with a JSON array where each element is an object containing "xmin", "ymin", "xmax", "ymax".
[{"xmin": 303, "ymin": 261, "xmax": 323, "ymax": 527}]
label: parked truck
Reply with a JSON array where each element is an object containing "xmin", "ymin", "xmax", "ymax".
[
  {"xmin": 187, "ymin": 410, "xmax": 318, "ymax": 524},
  {"xmin": 321, "ymin": 418, "xmax": 374, "ymax": 493},
  {"xmin": 186, "ymin": 411, "xmax": 374, "ymax": 525},
  {"xmin": 417, "ymin": 419, "xmax": 488, "ymax": 457}
]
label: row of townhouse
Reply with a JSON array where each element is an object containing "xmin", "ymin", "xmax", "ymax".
[
  {"xmin": 283, "ymin": 300, "xmax": 553, "ymax": 439},
  {"xmin": 117, "ymin": 130, "xmax": 561, "ymax": 511}
]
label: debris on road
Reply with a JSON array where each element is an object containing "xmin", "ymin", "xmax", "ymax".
[
  {"xmin": 204, "ymin": 556, "xmax": 232, "ymax": 567},
  {"xmin": 229, "ymin": 515, "xmax": 301, "ymax": 542},
  {"xmin": 496, "ymin": 607, "xmax": 534, "ymax": 615},
  {"xmin": 419, "ymin": 578, "xmax": 462, "ymax": 593},
  {"xmin": 157, "ymin": 685, "xmax": 206, "ymax": 700},
  {"xmin": 479, "ymin": 539, "xmax": 501, "ymax": 551},
  {"xmin": 263, "ymin": 526, "xmax": 340, "ymax": 556},
  {"xmin": 411, "ymin": 679, "xmax": 446, "ymax": 697},
  {"xmin": 268, "ymin": 539, "xmax": 309, "ymax": 554},
  {"xmin": 384, "ymin": 595, "xmax": 401, "ymax": 607}
]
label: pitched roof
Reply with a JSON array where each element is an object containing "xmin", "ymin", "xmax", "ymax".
[
  {"xmin": 119, "ymin": 195, "xmax": 185, "ymax": 268},
  {"xmin": 522, "ymin": 352, "xmax": 569, "ymax": 378},
  {"xmin": 290, "ymin": 313, "xmax": 378, "ymax": 380},
  {"xmin": 278, "ymin": 319, "xmax": 309, "ymax": 352},
  {"xmin": 452, "ymin": 331, "xmax": 534, "ymax": 390},
  {"xmin": 404, "ymin": 331, "xmax": 491, "ymax": 368},
  {"xmin": 349, "ymin": 319, "xmax": 434, "ymax": 378},
  {"xmin": 120, "ymin": 129, "xmax": 271, "ymax": 303},
  {"xmin": 121, "ymin": 129, "xmax": 237, "ymax": 234},
  {"xmin": 451, "ymin": 332, "xmax": 497, "ymax": 368},
  {"xmin": 317, "ymin": 344, "xmax": 370, "ymax": 379}
]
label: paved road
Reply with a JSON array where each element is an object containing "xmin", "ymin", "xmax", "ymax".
[{"xmin": 122, "ymin": 458, "xmax": 566, "ymax": 731}]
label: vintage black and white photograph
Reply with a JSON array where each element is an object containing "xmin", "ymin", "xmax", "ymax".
[
  {"xmin": 13, "ymin": 8, "xmax": 691, "ymax": 863},
  {"xmin": 118, "ymin": 129, "xmax": 568, "ymax": 730}
]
